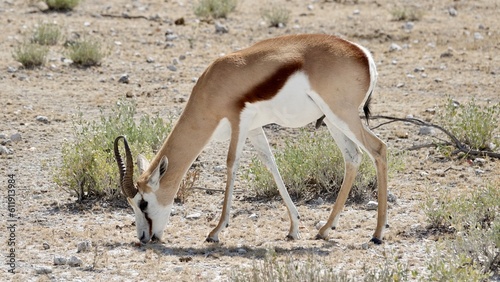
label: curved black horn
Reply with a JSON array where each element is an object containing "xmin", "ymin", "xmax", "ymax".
[{"xmin": 114, "ymin": 136, "xmax": 138, "ymax": 198}]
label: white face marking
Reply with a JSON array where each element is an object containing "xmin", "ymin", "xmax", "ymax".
[
  {"xmin": 129, "ymin": 192, "xmax": 172, "ymax": 243},
  {"xmin": 244, "ymin": 71, "xmax": 324, "ymax": 130}
]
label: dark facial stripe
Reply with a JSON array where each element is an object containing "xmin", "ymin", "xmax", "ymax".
[{"xmin": 238, "ymin": 61, "xmax": 303, "ymax": 109}]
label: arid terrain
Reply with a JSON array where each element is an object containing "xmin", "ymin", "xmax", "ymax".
[{"xmin": 0, "ymin": 0, "xmax": 499, "ymax": 281}]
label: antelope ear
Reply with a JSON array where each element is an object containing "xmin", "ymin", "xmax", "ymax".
[
  {"xmin": 148, "ymin": 156, "xmax": 168, "ymax": 192},
  {"xmin": 137, "ymin": 154, "xmax": 150, "ymax": 174}
]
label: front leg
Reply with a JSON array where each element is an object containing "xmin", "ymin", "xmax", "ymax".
[{"xmin": 206, "ymin": 117, "xmax": 252, "ymax": 243}]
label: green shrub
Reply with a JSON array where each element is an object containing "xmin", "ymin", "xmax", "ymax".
[
  {"xmin": 244, "ymin": 128, "xmax": 381, "ymax": 203},
  {"xmin": 54, "ymin": 100, "xmax": 172, "ymax": 202},
  {"xmin": 439, "ymin": 98, "xmax": 500, "ymax": 151},
  {"xmin": 32, "ymin": 23, "xmax": 62, "ymax": 45},
  {"xmin": 66, "ymin": 38, "xmax": 106, "ymax": 67},
  {"xmin": 424, "ymin": 185, "xmax": 499, "ymax": 275},
  {"xmin": 44, "ymin": 0, "xmax": 80, "ymax": 11},
  {"xmin": 12, "ymin": 43, "xmax": 48, "ymax": 68},
  {"xmin": 194, "ymin": 0, "xmax": 237, "ymax": 19},
  {"xmin": 260, "ymin": 4, "xmax": 290, "ymax": 27}
]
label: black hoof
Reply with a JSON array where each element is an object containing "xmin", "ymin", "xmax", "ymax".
[
  {"xmin": 314, "ymin": 234, "xmax": 326, "ymax": 240},
  {"xmin": 370, "ymin": 237, "xmax": 383, "ymax": 245},
  {"xmin": 285, "ymin": 235, "xmax": 296, "ymax": 241},
  {"xmin": 205, "ymin": 237, "xmax": 219, "ymax": 243},
  {"xmin": 385, "ymin": 224, "xmax": 390, "ymax": 228}
]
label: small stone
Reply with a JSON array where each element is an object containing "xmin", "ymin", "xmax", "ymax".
[
  {"xmin": 475, "ymin": 169, "xmax": 485, "ymax": 175},
  {"xmin": 35, "ymin": 1, "xmax": 49, "ymax": 11},
  {"xmin": 215, "ymin": 22, "xmax": 229, "ymax": 34},
  {"xmin": 395, "ymin": 130, "xmax": 408, "ymax": 139},
  {"xmin": 313, "ymin": 197, "xmax": 324, "ymax": 205},
  {"xmin": 172, "ymin": 58, "xmax": 180, "ymax": 65},
  {"xmin": 389, "ymin": 43, "xmax": 402, "ymax": 52},
  {"xmin": 387, "ymin": 191, "xmax": 397, "ymax": 203},
  {"xmin": 118, "ymin": 74, "xmax": 129, "ymax": 84},
  {"xmin": 167, "ymin": 65, "xmax": 177, "ymax": 72},
  {"xmin": 179, "ymin": 54, "xmax": 186, "ymax": 61},
  {"xmin": 146, "ymin": 57, "xmax": 155, "ymax": 63},
  {"xmin": 315, "ymin": 220, "xmax": 327, "ymax": 230},
  {"xmin": 419, "ymin": 171, "xmax": 429, "ymax": 177},
  {"xmin": 0, "ymin": 146, "xmax": 13, "ymax": 155},
  {"xmin": 42, "ymin": 242, "xmax": 50, "ymax": 250},
  {"xmin": 366, "ymin": 201, "xmax": 378, "ymax": 211},
  {"xmin": 425, "ymin": 108, "xmax": 436, "ymax": 114},
  {"xmin": 361, "ymin": 243, "xmax": 369, "ymax": 250},
  {"xmin": 67, "ymin": 256, "xmax": 82, "ymax": 267},
  {"xmin": 474, "ymin": 158, "xmax": 486, "ymax": 164},
  {"xmin": 414, "ymin": 67, "xmax": 425, "ymax": 73},
  {"xmin": 53, "ymin": 256, "xmax": 66, "ymax": 265},
  {"xmin": 418, "ymin": 126, "xmax": 435, "ymax": 135},
  {"xmin": 448, "ymin": 7, "xmax": 458, "ymax": 17},
  {"xmin": 353, "ymin": 9, "xmax": 360, "ymax": 15},
  {"xmin": 35, "ymin": 266, "xmax": 53, "ymax": 274},
  {"xmin": 473, "ymin": 32, "xmax": 484, "ymax": 40},
  {"xmin": 174, "ymin": 18, "xmax": 185, "ymax": 25},
  {"xmin": 396, "ymin": 82, "xmax": 405, "ymax": 88},
  {"xmin": 307, "ymin": 4, "xmax": 314, "ymax": 11},
  {"xmin": 237, "ymin": 248, "xmax": 247, "ymax": 254},
  {"xmin": 36, "ymin": 115, "xmax": 49, "ymax": 124},
  {"xmin": 0, "ymin": 133, "xmax": 6, "ymax": 139},
  {"xmin": 214, "ymin": 165, "xmax": 226, "ymax": 172},
  {"xmin": 10, "ymin": 133, "xmax": 22, "ymax": 142},
  {"xmin": 165, "ymin": 34, "xmax": 178, "ymax": 41},
  {"xmin": 7, "ymin": 66, "xmax": 17, "ymax": 73},
  {"xmin": 186, "ymin": 212, "xmax": 201, "ymax": 219},
  {"xmin": 403, "ymin": 21, "xmax": 414, "ymax": 30},
  {"xmin": 249, "ymin": 213, "xmax": 258, "ymax": 221},
  {"xmin": 77, "ymin": 241, "xmax": 92, "ymax": 253}
]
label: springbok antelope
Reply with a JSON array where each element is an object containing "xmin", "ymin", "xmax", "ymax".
[{"xmin": 114, "ymin": 34, "xmax": 388, "ymax": 245}]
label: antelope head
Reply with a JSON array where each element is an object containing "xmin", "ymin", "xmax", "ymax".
[{"xmin": 114, "ymin": 136, "xmax": 172, "ymax": 244}]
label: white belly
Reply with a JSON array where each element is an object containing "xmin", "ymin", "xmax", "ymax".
[{"xmin": 247, "ymin": 71, "xmax": 323, "ymax": 129}]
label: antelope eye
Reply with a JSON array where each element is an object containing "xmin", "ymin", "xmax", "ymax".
[{"xmin": 139, "ymin": 199, "xmax": 148, "ymax": 211}]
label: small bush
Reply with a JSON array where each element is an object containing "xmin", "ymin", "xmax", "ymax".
[
  {"xmin": 244, "ymin": 128, "xmax": 379, "ymax": 203},
  {"xmin": 391, "ymin": 7, "xmax": 423, "ymax": 21},
  {"xmin": 44, "ymin": 0, "xmax": 80, "ymax": 11},
  {"xmin": 12, "ymin": 43, "xmax": 49, "ymax": 68},
  {"xmin": 424, "ymin": 185, "xmax": 499, "ymax": 275},
  {"xmin": 194, "ymin": 0, "xmax": 237, "ymax": 19},
  {"xmin": 32, "ymin": 23, "xmax": 62, "ymax": 45},
  {"xmin": 261, "ymin": 4, "xmax": 290, "ymax": 27},
  {"xmin": 438, "ymin": 98, "xmax": 500, "ymax": 151},
  {"xmin": 66, "ymin": 38, "xmax": 106, "ymax": 67},
  {"xmin": 54, "ymin": 100, "xmax": 172, "ymax": 202}
]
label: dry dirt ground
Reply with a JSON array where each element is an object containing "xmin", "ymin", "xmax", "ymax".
[{"xmin": 1, "ymin": 0, "xmax": 499, "ymax": 281}]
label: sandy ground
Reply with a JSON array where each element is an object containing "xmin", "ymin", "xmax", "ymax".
[{"xmin": 0, "ymin": 0, "xmax": 499, "ymax": 280}]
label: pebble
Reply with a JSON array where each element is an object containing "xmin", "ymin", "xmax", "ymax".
[
  {"xmin": 361, "ymin": 242, "xmax": 369, "ymax": 250},
  {"xmin": 448, "ymin": 7, "xmax": 458, "ymax": 17},
  {"xmin": 366, "ymin": 201, "xmax": 378, "ymax": 210},
  {"xmin": 35, "ymin": 1, "xmax": 49, "ymax": 12},
  {"xmin": 35, "ymin": 266, "xmax": 53, "ymax": 274},
  {"xmin": 214, "ymin": 165, "xmax": 226, "ymax": 172},
  {"xmin": 67, "ymin": 256, "xmax": 82, "ymax": 267},
  {"xmin": 36, "ymin": 115, "xmax": 50, "ymax": 124},
  {"xmin": 7, "ymin": 66, "xmax": 17, "ymax": 73},
  {"xmin": 146, "ymin": 57, "xmax": 155, "ymax": 63},
  {"xmin": 118, "ymin": 74, "xmax": 129, "ymax": 84},
  {"xmin": 389, "ymin": 43, "xmax": 402, "ymax": 52},
  {"xmin": 186, "ymin": 212, "xmax": 201, "ymax": 219},
  {"xmin": 77, "ymin": 241, "xmax": 92, "ymax": 253},
  {"xmin": 215, "ymin": 22, "xmax": 229, "ymax": 33},
  {"xmin": 249, "ymin": 213, "xmax": 258, "ymax": 221},
  {"xmin": 43, "ymin": 242, "xmax": 50, "ymax": 250},
  {"xmin": 315, "ymin": 220, "xmax": 327, "ymax": 230},
  {"xmin": 237, "ymin": 248, "xmax": 247, "ymax": 254},
  {"xmin": 418, "ymin": 126, "xmax": 435, "ymax": 136},
  {"xmin": 403, "ymin": 22, "xmax": 414, "ymax": 31},
  {"xmin": 167, "ymin": 65, "xmax": 177, "ymax": 72},
  {"xmin": 53, "ymin": 256, "xmax": 67, "ymax": 265},
  {"xmin": 0, "ymin": 146, "xmax": 13, "ymax": 155},
  {"xmin": 387, "ymin": 191, "xmax": 397, "ymax": 203},
  {"xmin": 10, "ymin": 133, "xmax": 22, "ymax": 142},
  {"xmin": 473, "ymin": 32, "xmax": 483, "ymax": 40}
]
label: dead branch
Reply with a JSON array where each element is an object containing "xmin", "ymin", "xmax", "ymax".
[{"xmin": 369, "ymin": 115, "xmax": 500, "ymax": 159}]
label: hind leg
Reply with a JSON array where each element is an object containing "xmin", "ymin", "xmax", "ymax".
[
  {"xmin": 248, "ymin": 127, "xmax": 300, "ymax": 240},
  {"xmin": 316, "ymin": 119, "xmax": 363, "ymax": 240}
]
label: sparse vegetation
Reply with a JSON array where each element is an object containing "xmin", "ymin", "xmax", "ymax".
[
  {"xmin": 438, "ymin": 98, "xmax": 500, "ymax": 151},
  {"xmin": 194, "ymin": 0, "xmax": 237, "ymax": 19},
  {"xmin": 391, "ymin": 6, "xmax": 423, "ymax": 21},
  {"xmin": 31, "ymin": 23, "xmax": 62, "ymax": 45},
  {"xmin": 66, "ymin": 38, "xmax": 107, "ymax": 67},
  {"xmin": 424, "ymin": 185, "xmax": 500, "ymax": 277},
  {"xmin": 244, "ymin": 128, "xmax": 405, "ymax": 203},
  {"xmin": 260, "ymin": 4, "xmax": 290, "ymax": 27},
  {"xmin": 44, "ymin": 0, "xmax": 80, "ymax": 11},
  {"xmin": 12, "ymin": 42, "xmax": 49, "ymax": 68},
  {"xmin": 55, "ymin": 101, "xmax": 172, "ymax": 202}
]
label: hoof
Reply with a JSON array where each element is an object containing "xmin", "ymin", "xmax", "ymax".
[
  {"xmin": 285, "ymin": 234, "xmax": 297, "ymax": 241},
  {"xmin": 314, "ymin": 233, "xmax": 326, "ymax": 240},
  {"xmin": 370, "ymin": 237, "xmax": 383, "ymax": 245},
  {"xmin": 205, "ymin": 237, "xmax": 219, "ymax": 243},
  {"xmin": 385, "ymin": 224, "xmax": 390, "ymax": 228}
]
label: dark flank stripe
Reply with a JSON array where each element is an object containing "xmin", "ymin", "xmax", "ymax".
[{"xmin": 238, "ymin": 61, "xmax": 303, "ymax": 110}]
